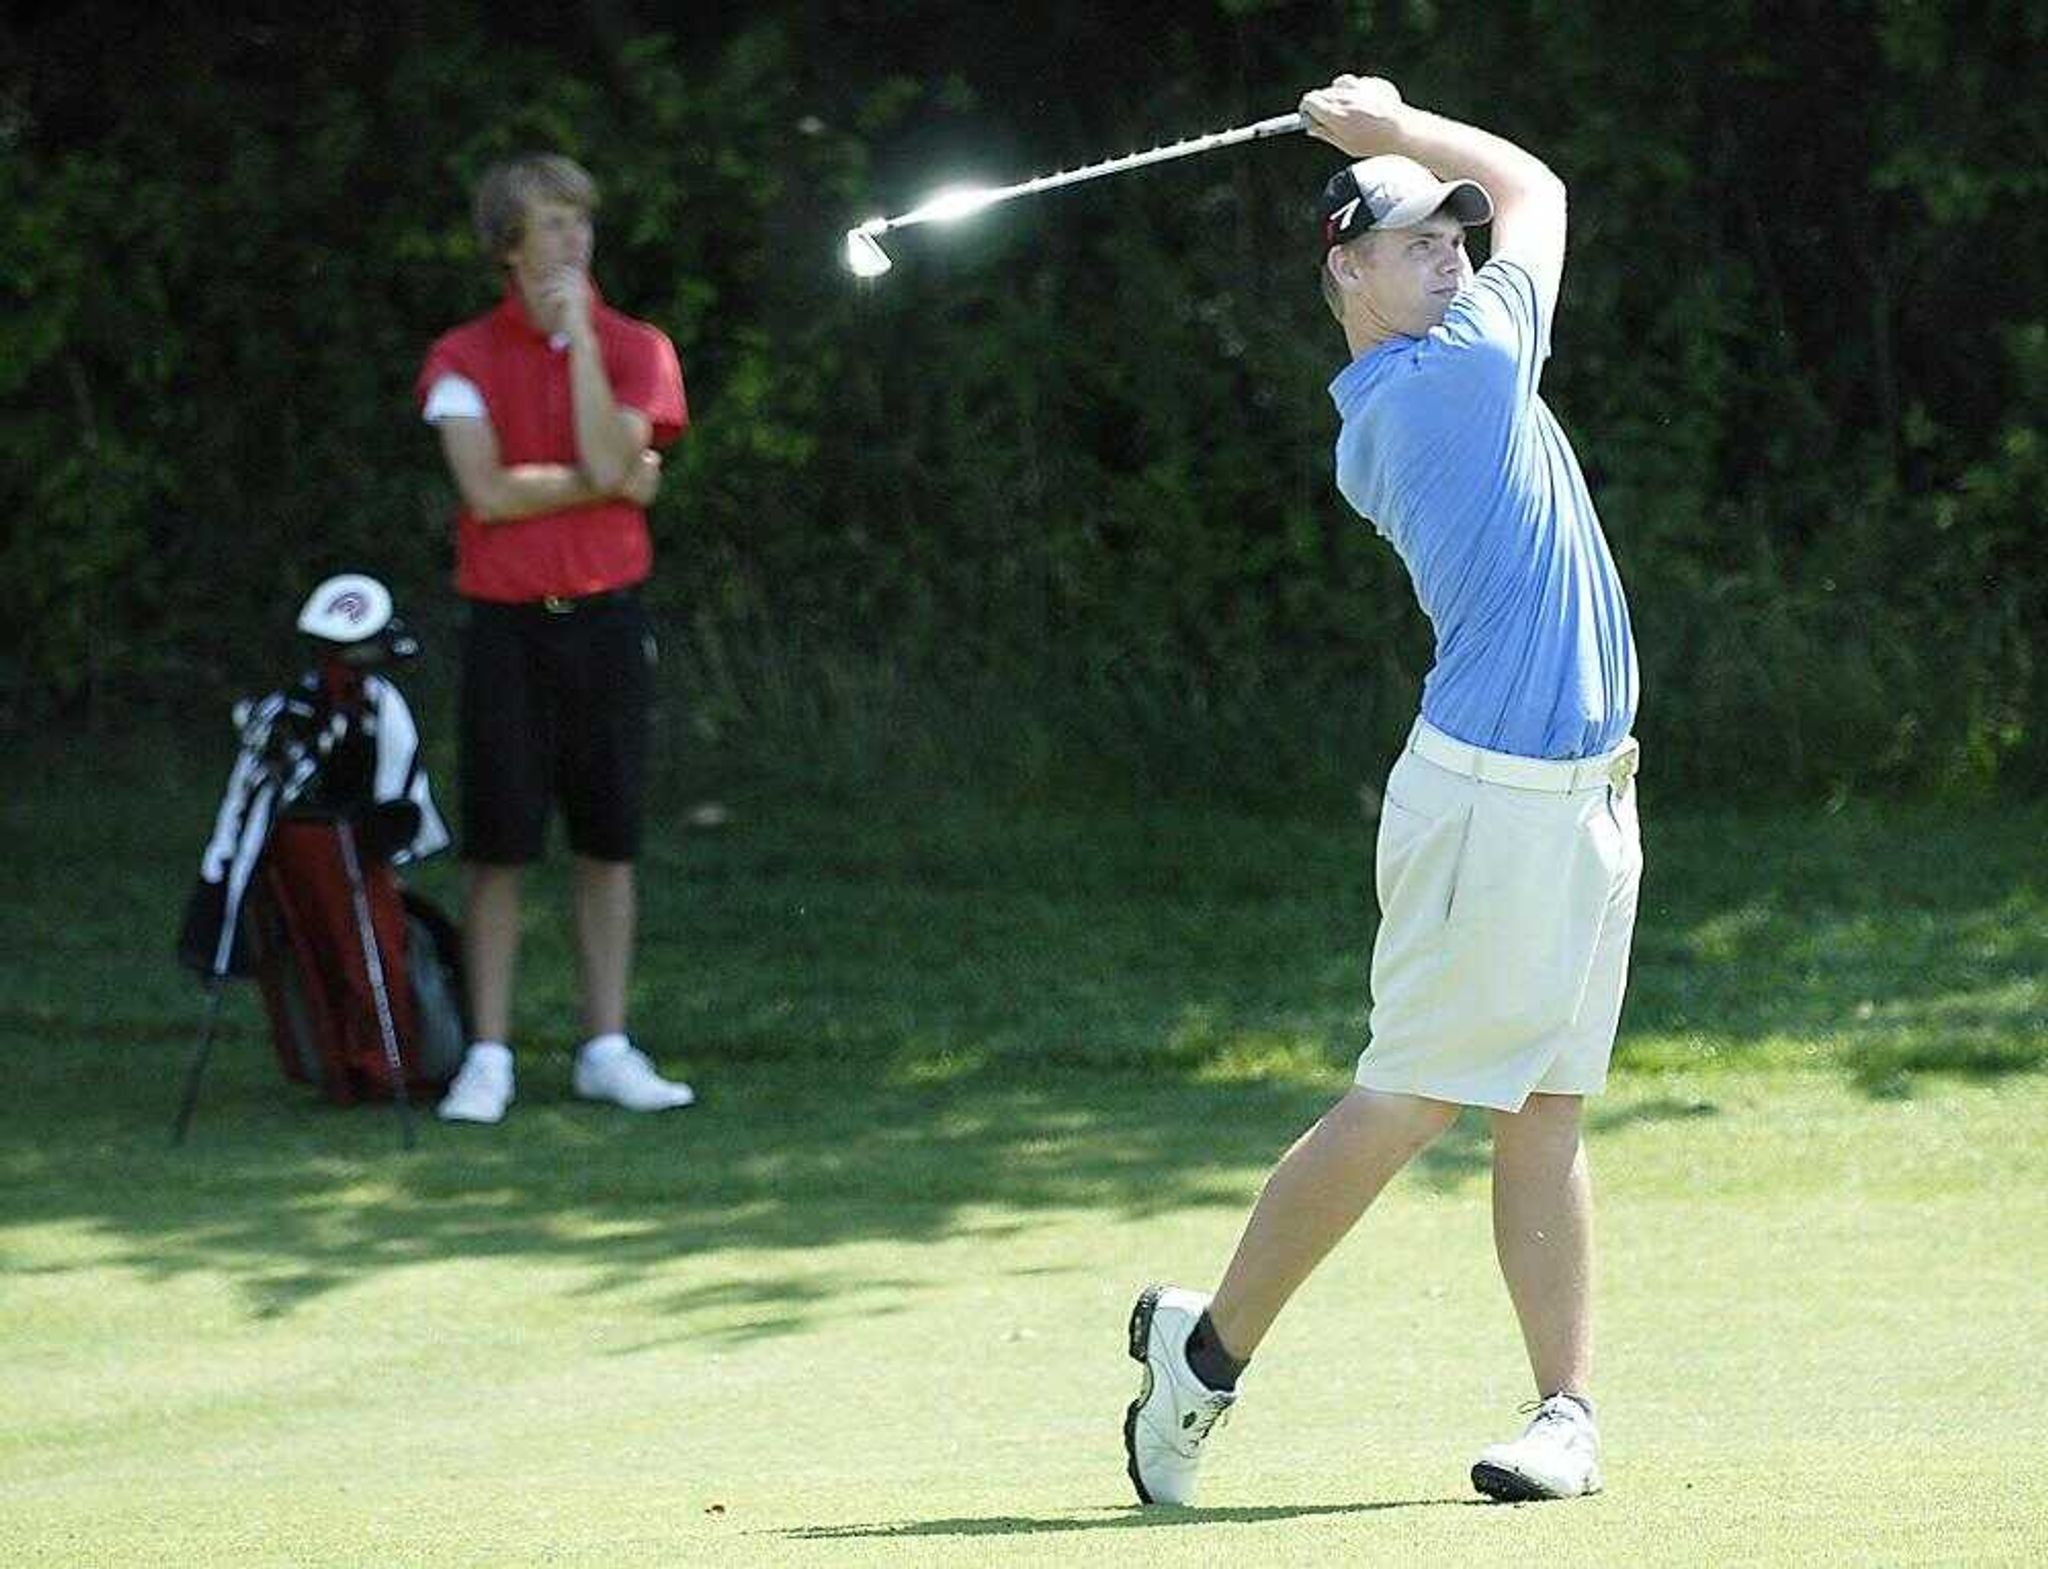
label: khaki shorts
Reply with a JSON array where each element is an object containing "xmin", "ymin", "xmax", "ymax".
[{"xmin": 1356, "ymin": 720, "xmax": 1644, "ymax": 1112}]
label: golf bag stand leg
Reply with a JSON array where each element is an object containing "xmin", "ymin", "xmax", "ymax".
[
  {"xmin": 335, "ymin": 816, "xmax": 416, "ymax": 1150},
  {"xmin": 171, "ymin": 982, "xmax": 229, "ymax": 1146},
  {"xmin": 172, "ymin": 776, "xmax": 282, "ymax": 1146}
]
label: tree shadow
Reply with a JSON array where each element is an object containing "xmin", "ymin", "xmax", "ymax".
[
  {"xmin": 0, "ymin": 1026, "xmax": 1740, "ymax": 1334},
  {"xmin": 0, "ymin": 756, "xmax": 2039, "ymax": 1343},
  {"xmin": 1405, "ymin": 1095, "xmax": 1718, "ymax": 1195},
  {"xmin": 1590, "ymin": 1095, "xmax": 1720, "ymax": 1133},
  {"xmin": 0, "ymin": 1029, "xmax": 1338, "ymax": 1330},
  {"xmin": 1409, "ymin": 1112, "xmax": 1492, "ymax": 1193},
  {"xmin": 1615, "ymin": 805, "xmax": 2046, "ymax": 1099}
]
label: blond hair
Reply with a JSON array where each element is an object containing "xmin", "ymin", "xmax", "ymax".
[{"xmin": 472, "ymin": 154, "xmax": 599, "ymax": 263}]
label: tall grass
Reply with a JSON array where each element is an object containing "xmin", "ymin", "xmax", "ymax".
[{"xmin": 3, "ymin": 728, "xmax": 2039, "ymax": 1101}]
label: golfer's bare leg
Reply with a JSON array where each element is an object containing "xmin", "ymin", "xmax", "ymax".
[
  {"xmin": 464, "ymin": 862, "xmax": 524, "ymax": 1042},
  {"xmin": 1490, "ymin": 1093, "xmax": 1594, "ymax": 1396},
  {"xmin": 572, "ymin": 856, "xmax": 636, "ymax": 1039},
  {"xmin": 1207, "ymin": 1088, "xmax": 1459, "ymax": 1358}
]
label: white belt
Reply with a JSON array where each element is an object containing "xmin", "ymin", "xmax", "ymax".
[{"xmin": 1409, "ymin": 720, "xmax": 1640, "ymax": 795}]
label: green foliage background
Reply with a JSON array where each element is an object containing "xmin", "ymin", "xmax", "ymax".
[{"xmin": 4, "ymin": 1, "xmax": 2043, "ymax": 800}]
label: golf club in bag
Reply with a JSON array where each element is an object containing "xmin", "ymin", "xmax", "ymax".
[{"xmin": 172, "ymin": 574, "xmax": 463, "ymax": 1147}]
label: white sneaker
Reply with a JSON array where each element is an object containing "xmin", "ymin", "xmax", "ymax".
[
  {"xmin": 572, "ymin": 1035, "xmax": 696, "ymax": 1112},
  {"xmin": 1472, "ymin": 1393, "xmax": 1603, "ymax": 1501},
  {"xmin": 1123, "ymin": 1284, "xmax": 1237, "ymax": 1506},
  {"xmin": 437, "ymin": 1042, "xmax": 514, "ymax": 1124}
]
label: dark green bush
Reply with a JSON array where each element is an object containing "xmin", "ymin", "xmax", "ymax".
[{"xmin": 3, "ymin": 2, "xmax": 2040, "ymax": 799}]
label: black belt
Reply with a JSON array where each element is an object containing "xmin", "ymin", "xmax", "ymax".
[{"xmin": 474, "ymin": 587, "xmax": 639, "ymax": 617}]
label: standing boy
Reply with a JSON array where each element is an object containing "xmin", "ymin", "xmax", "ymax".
[{"xmin": 418, "ymin": 154, "xmax": 695, "ymax": 1124}]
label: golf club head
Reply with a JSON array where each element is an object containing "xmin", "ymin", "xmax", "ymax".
[{"xmin": 844, "ymin": 223, "xmax": 892, "ymax": 278}]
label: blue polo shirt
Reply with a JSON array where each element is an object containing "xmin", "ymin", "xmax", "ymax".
[{"xmin": 1330, "ymin": 258, "xmax": 1637, "ymax": 759}]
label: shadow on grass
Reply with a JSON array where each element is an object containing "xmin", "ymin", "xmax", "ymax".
[
  {"xmin": 1617, "ymin": 807, "xmax": 2046, "ymax": 1096},
  {"xmin": 0, "ymin": 1035, "xmax": 1742, "ymax": 1333},
  {"xmin": 0, "ymin": 1035, "xmax": 1341, "ymax": 1329},
  {"xmin": 0, "ymin": 751, "xmax": 2040, "ymax": 1334},
  {"xmin": 775, "ymin": 1497, "xmax": 1491, "ymax": 1541},
  {"xmin": 1403, "ymin": 1095, "xmax": 1718, "ymax": 1195}
]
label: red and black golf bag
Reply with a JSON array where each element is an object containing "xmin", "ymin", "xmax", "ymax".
[
  {"xmin": 174, "ymin": 575, "xmax": 465, "ymax": 1140},
  {"xmin": 242, "ymin": 812, "xmax": 466, "ymax": 1106}
]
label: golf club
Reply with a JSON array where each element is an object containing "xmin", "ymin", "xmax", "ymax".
[
  {"xmin": 334, "ymin": 815, "xmax": 417, "ymax": 1151},
  {"xmin": 844, "ymin": 110, "xmax": 1307, "ymax": 277}
]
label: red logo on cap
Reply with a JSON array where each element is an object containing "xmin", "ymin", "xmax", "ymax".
[{"xmin": 326, "ymin": 590, "xmax": 371, "ymax": 624}]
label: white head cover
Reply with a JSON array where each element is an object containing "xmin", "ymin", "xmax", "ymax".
[{"xmin": 296, "ymin": 574, "xmax": 394, "ymax": 645}]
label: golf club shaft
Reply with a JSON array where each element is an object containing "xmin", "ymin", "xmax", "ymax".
[
  {"xmin": 336, "ymin": 818, "xmax": 416, "ymax": 1151},
  {"xmin": 889, "ymin": 110, "xmax": 1305, "ymax": 233}
]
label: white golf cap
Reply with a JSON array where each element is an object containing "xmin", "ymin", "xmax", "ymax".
[
  {"xmin": 296, "ymin": 573, "xmax": 394, "ymax": 645},
  {"xmin": 1319, "ymin": 154, "xmax": 1493, "ymax": 245}
]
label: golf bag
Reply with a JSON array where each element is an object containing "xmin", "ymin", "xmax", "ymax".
[{"xmin": 177, "ymin": 659, "xmax": 464, "ymax": 1118}]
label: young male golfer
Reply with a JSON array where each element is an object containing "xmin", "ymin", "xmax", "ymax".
[
  {"xmin": 417, "ymin": 153, "xmax": 696, "ymax": 1123},
  {"xmin": 1123, "ymin": 76, "xmax": 1644, "ymax": 1505}
]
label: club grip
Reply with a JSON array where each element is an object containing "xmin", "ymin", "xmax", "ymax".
[{"xmin": 1251, "ymin": 112, "xmax": 1308, "ymax": 138}]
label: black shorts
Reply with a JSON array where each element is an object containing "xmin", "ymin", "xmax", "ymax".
[{"xmin": 459, "ymin": 591, "xmax": 655, "ymax": 864}]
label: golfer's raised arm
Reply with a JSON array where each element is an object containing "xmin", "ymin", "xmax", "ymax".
[{"xmin": 1301, "ymin": 75, "xmax": 1568, "ymax": 319}]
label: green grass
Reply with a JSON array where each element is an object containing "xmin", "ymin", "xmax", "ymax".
[{"xmin": 1, "ymin": 741, "xmax": 2044, "ymax": 1564}]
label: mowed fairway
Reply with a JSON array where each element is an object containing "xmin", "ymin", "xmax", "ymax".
[{"xmin": 2, "ymin": 751, "xmax": 2043, "ymax": 1565}]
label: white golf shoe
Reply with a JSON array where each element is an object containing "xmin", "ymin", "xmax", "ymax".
[
  {"xmin": 1471, "ymin": 1393, "xmax": 1603, "ymax": 1501},
  {"xmin": 437, "ymin": 1042, "xmax": 514, "ymax": 1124},
  {"xmin": 1123, "ymin": 1284, "xmax": 1237, "ymax": 1506},
  {"xmin": 572, "ymin": 1035, "xmax": 696, "ymax": 1112}
]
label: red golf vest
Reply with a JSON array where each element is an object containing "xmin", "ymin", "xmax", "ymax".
[{"xmin": 418, "ymin": 285, "xmax": 687, "ymax": 603}]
